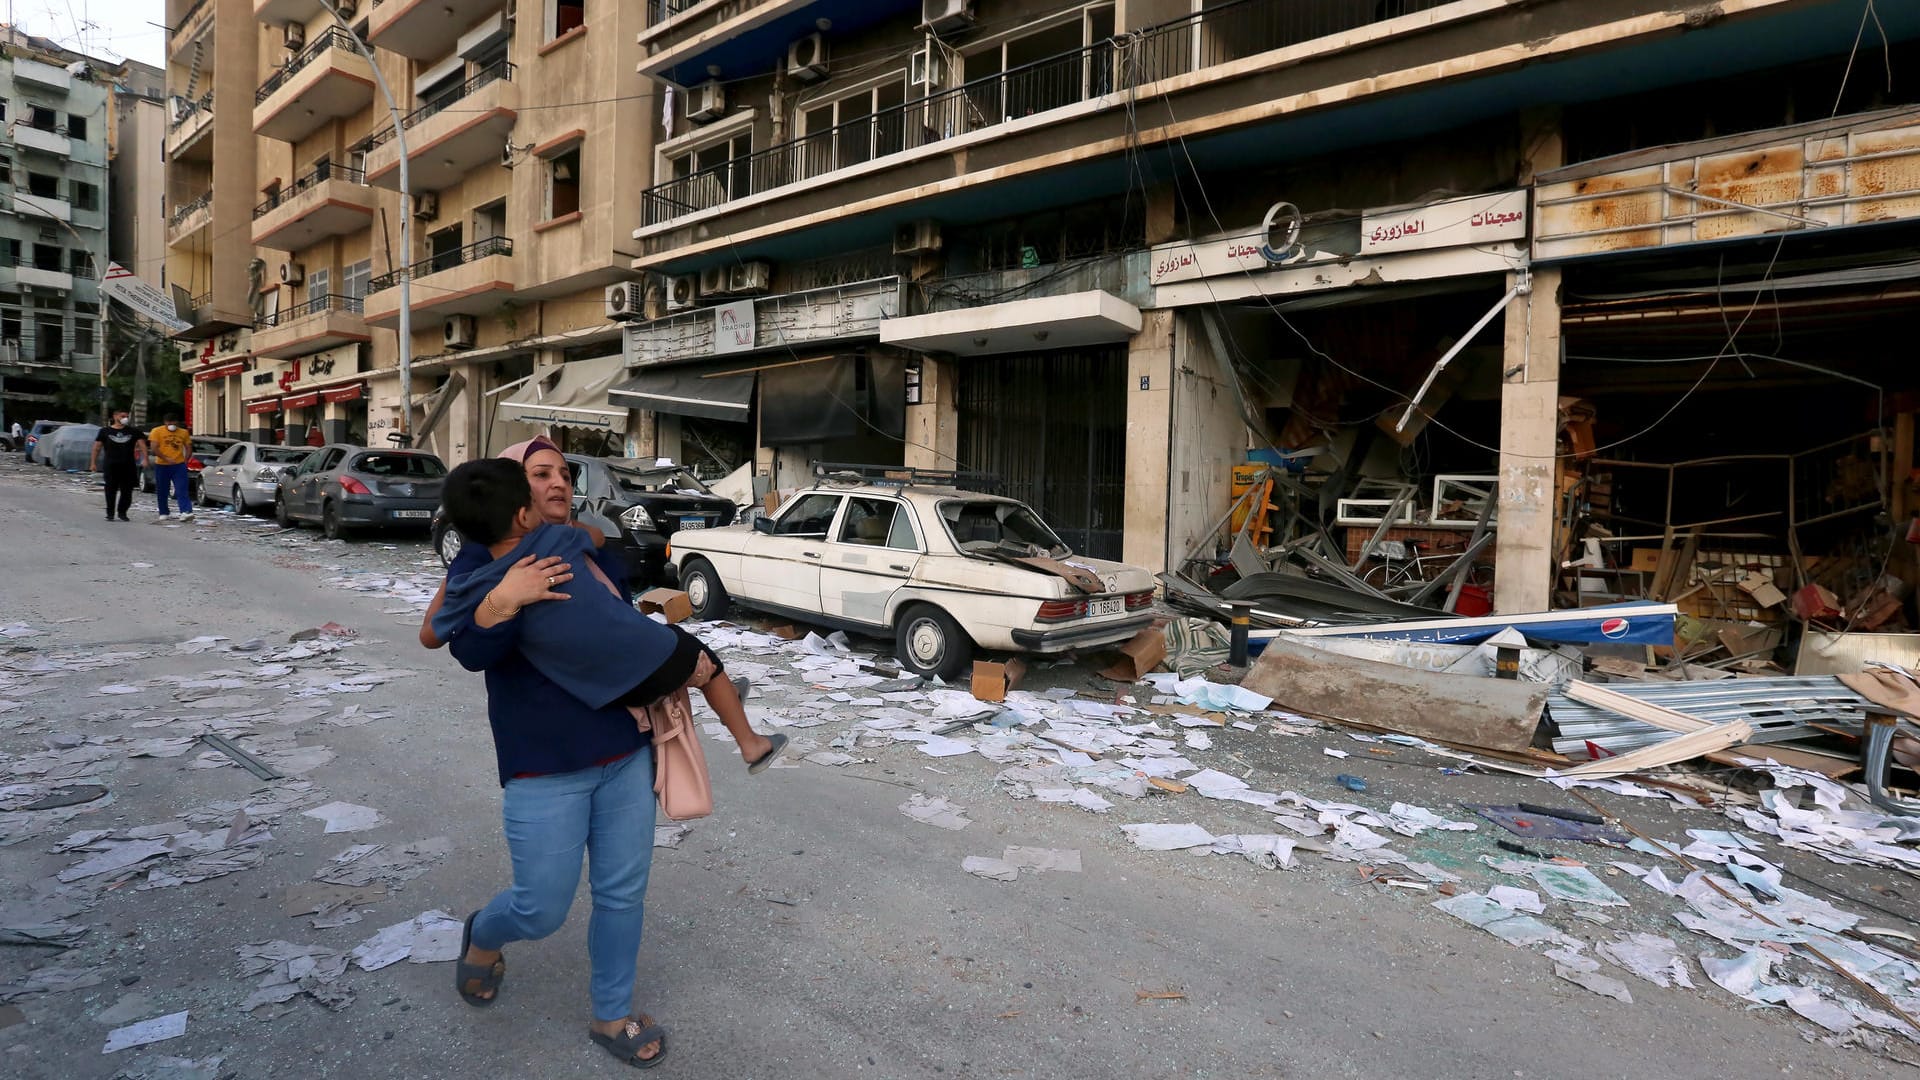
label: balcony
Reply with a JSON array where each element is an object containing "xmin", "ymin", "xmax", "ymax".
[
  {"xmin": 364, "ymin": 60, "xmax": 516, "ymax": 191},
  {"xmin": 165, "ymin": 92, "xmax": 215, "ymax": 162},
  {"xmin": 18, "ymin": 192, "xmax": 74, "ymax": 224},
  {"xmin": 12, "ymin": 124, "xmax": 69, "ymax": 157},
  {"xmin": 639, "ymin": 0, "xmax": 912, "ymax": 87},
  {"xmin": 639, "ymin": 0, "xmax": 1455, "ymax": 228},
  {"xmin": 13, "ymin": 57, "xmax": 71, "ymax": 93},
  {"xmin": 369, "ymin": 0, "xmax": 508, "ymax": 59},
  {"xmin": 167, "ymin": 190, "xmax": 213, "ymax": 245},
  {"xmin": 363, "ymin": 236, "xmax": 515, "ymax": 328},
  {"xmin": 252, "ymin": 293, "xmax": 370, "ymax": 359},
  {"xmin": 253, "ymin": 27, "xmax": 376, "ymax": 144},
  {"xmin": 169, "ymin": 0, "xmax": 214, "ymax": 63},
  {"xmin": 254, "ymin": 0, "xmax": 327, "ymax": 22},
  {"xmin": 252, "ymin": 164, "xmax": 377, "ymax": 250},
  {"xmin": 0, "ymin": 259, "xmax": 75, "ymax": 293}
]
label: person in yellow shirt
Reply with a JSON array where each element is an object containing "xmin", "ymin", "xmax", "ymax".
[{"xmin": 148, "ymin": 413, "xmax": 195, "ymax": 523}]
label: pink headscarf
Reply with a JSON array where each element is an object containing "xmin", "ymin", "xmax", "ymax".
[{"xmin": 498, "ymin": 435, "xmax": 561, "ymax": 463}]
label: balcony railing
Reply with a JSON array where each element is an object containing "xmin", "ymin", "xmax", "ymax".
[
  {"xmin": 368, "ymin": 235, "xmax": 512, "ymax": 292},
  {"xmin": 173, "ymin": 0, "xmax": 211, "ymax": 36},
  {"xmin": 255, "ymin": 27, "xmax": 361, "ymax": 105},
  {"xmin": 169, "ymin": 90, "xmax": 214, "ymax": 131},
  {"xmin": 262, "ymin": 292, "xmax": 364, "ymax": 327},
  {"xmin": 253, "ymin": 163, "xmax": 369, "ymax": 218},
  {"xmin": 646, "ymin": 0, "xmax": 728, "ymax": 22},
  {"xmin": 362, "ymin": 59, "xmax": 515, "ymax": 152},
  {"xmin": 169, "ymin": 189, "xmax": 213, "ymax": 228},
  {"xmin": 641, "ymin": 0, "xmax": 1454, "ymax": 225}
]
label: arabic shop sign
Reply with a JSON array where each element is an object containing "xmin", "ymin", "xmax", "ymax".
[{"xmin": 1148, "ymin": 191, "xmax": 1527, "ymax": 286}]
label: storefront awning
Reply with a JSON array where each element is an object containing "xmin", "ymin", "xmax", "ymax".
[
  {"xmin": 878, "ymin": 290, "xmax": 1141, "ymax": 357},
  {"xmin": 244, "ymin": 398, "xmax": 281, "ymax": 415},
  {"xmin": 499, "ymin": 354, "xmax": 629, "ymax": 433},
  {"xmin": 607, "ymin": 363, "xmax": 755, "ymax": 421},
  {"xmin": 282, "ymin": 391, "xmax": 322, "ymax": 409},
  {"xmin": 193, "ymin": 361, "xmax": 245, "ymax": 383},
  {"xmin": 322, "ymin": 383, "xmax": 365, "ymax": 404}
]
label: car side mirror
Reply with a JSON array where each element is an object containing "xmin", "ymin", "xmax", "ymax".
[{"xmin": 752, "ymin": 517, "xmax": 775, "ymax": 535}]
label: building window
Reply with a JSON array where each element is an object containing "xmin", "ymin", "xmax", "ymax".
[
  {"xmin": 307, "ymin": 267, "xmax": 329, "ymax": 305},
  {"xmin": 34, "ymin": 316, "xmax": 60, "ymax": 361},
  {"xmin": 74, "ymin": 319, "xmax": 93, "ymax": 355},
  {"xmin": 65, "ymin": 115, "xmax": 86, "ymax": 140},
  {"xmin": 31, "ymin": 244, "xmax": 59, "ymax": 271},
  {"xmin": 72, "ymin": 181, "xmax": 98, "ymax": 211},
  {"xmin": 665, "ymin": 130, "xmax": 749, "ymax": 210},
  {"xmin": 427, "ymin": 224, "xmax": 463, "ymax": 272},
  {"xmin": 26, "ymin": 173, "xmax": 56, "ymax": 199},
  {"xmin": 1, "ymin": 239, "xmax": 18, "ymax": 266},
  {"xmin": 0, "ymin": 310, "xmax": 18, "ymax": 343},
  {"xmin": 549, "ymin": 0, "xmax": 584, "ymax": 39},
  {"xmin": 547, "ymin": 148, "xmax": 580, "ymax": 219},
  {"xmin": 67, "ymin": 249, "xmax": 91, "ymax": 276},
  {"xmin": 473, "ymin": 199, "xmax": 507, "ymax": 242},
  {"xmin": 342, "ymin": 258, "xmax": 371, "ymax": 300},
  {"xmin": 800, "ymin": 77, "xmax": 908, "ymax": 175},
  {"xmin": 27, "ymin": 106, "xmax": 54, "ymax": 132}
]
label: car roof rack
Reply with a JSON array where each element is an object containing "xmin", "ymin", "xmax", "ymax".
[{"xmin": 812, "ymin": 461, "xmax": 1000, "ymax": 491}]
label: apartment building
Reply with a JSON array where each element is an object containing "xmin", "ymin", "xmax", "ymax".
[
  {"xmin": 110, "ymin": 62, "xmax": 168, "ymax": 303},
  {"xmin": 0, "ymin": 35, "xmax": 115, "ymax": 428},
  {"xmin": 167, "ymin": 0, "xmax": 654, "ymax": 460},
  {"xmin": 613, "ymin": 0, "xmax": 1920, "ymax": 613}
]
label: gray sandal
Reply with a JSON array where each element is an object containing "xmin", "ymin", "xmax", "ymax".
[
  {"xmin": 454, "ymin": 912, "xmax": 504, "ymax": 1007},
  {"xmin": 590, "ymin": 1015, "xmax": 668, "ymax": 1069},
  {"xmin": 747, "ymin": 732, "xmax": 788, "ymax": 774}
]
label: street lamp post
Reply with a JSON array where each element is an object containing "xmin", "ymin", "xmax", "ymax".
[{"xmin": 316, "ymin": 1, "xmax": 411, "ymax": 443}]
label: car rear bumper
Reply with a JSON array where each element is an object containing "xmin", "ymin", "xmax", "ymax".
[
  {"xmin": 1010, "ymin": 614, "xmax": 1154, "ymax": 652},
  {"xmin": 337, "ymin": 496, "xmax": 440, "ymax": 526}
]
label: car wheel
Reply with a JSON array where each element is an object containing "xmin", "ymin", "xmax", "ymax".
[
  {"xmin": 275, "ymin": 493, "xmax": 293, "ymax": 527},
  {"xmin": 895, "ymin": 604, "xmax": 973, "ymax": 681},
  {"xmin": 322, "ymin": 501, "xmax": 348, "ymax": 541},
  {"xmin": 434, "ymin": 522, "xmax": 464, "ymax": 567},
  {"xmin": 681, "ymin": 559, "xmax": 730, "ymax": 620},
  {"xmin": 232, "ymin": 486, "xmax": 246, "ymax": 514}
]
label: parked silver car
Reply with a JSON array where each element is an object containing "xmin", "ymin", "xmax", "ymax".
[
  {"xmin": 42, "ymin": 423, "xmax": 100, "ymax": 472},
  {"xmin": 25, "ymin": 420, "xmax": 71, "ymax": 464},
  {"xmin": 275, "ymin": 444, "xmax": 447, "ymax": 539},
  {"xmin": 203, "ymin": 442, "xmax": 316, "ymax": 514}
]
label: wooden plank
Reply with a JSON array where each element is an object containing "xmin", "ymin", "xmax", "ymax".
[
  {"xmin": 1562, "ymin": 681, "xmax": 1710, "ymax": 734},
  {"xmin": 1556, "ymin": 720, "xmax": 1754, "ymax": 778},
  {"xmin": 1242, "ymin": 637, "xmax": 1547, "ymax": 753}
]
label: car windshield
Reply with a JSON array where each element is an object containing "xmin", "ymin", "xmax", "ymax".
[
  {"xmin": 192, "ymin": 440, "xmax": 233, "ymax": 455},
  {"xmin": 350, "ymin": 453, "xmax": 447, "ymax": 478},
  {"xmin": 257, "ymin": 447, "xmax": 311, "ymax": 464},
  {"xmin": 607, "ymin": 464, "xmax": 710, "ymax": 496},
  {"xmin": 938, "ymin": 500, "xmax": 1070, "ymax": 558}
]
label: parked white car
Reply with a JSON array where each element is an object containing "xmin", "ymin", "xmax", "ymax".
[
  {"xmin": 201, "ymin": 442, "xmax": 316, "ymax": 514},
  {"xmin": 669, "ymin": 480, "xmax": 1156, "ymax": 679}
]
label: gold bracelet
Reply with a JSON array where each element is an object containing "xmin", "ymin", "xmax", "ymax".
[{"xmin": 484, "ymin": 591, "xmax": 520, "ymax": 620}]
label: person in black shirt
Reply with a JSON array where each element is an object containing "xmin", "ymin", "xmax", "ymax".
[{"xmin": 89, "ymin": 409, "xmax": 146, "ymax": 522}]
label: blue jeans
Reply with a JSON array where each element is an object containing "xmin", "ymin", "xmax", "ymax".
[
  {"xmin": 470, "ymin": 747, "xmax": 657, "ymax": 1022},
  {"xmin": 154, "ymin": 462, "xmax": 192, "ymax": 514}
]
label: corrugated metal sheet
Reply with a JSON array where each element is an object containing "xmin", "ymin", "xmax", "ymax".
[
  {"xmin": 1534, "ymin": 110, "xmax": 1920, "ymax": 261},
  {"xmin": 1549, "ymin": 676, "xmax": 1872, "ymax": 757}
]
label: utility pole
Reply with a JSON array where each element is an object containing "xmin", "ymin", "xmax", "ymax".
[
  {"xmin": 131, "ymin": 334, "xmax": 150, "ymax": 428},
  {"xmin": 318, "ymin": 0, "xmax": 411, "ymax": 443}
]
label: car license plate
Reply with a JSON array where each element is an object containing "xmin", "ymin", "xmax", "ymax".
[
  {"xmin": 1088, "ymin": 598, "xmax": 1124, "ymax": 618},
  {"xmin": 392, "ymin": 509, "xmax": 430, "ymax": 519},
  {"xmin": 678, "ymin": 519, "xmax": 706, "ymax": 530}
]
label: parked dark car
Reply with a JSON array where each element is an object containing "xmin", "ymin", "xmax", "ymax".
[
  {"xmin": 431, "ymin": 454, "xmax": 736, "ymax": 590},
  {"xmin": 142, "ymin": 436, "xmax": 240, "ymax": 502},
  {"xmin": 276, "ymin": 444, "xmax": 447, "ymax": 539},
  {"xmin": 24, "ymin": 420, "xmax": 69, "ymax": 463}
]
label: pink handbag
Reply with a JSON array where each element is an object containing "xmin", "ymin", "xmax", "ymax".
[{"xmin": 642, "ymin": 653, "xmax": 716, "ymax": 821}]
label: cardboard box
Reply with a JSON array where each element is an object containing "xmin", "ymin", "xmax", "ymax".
[
  {"xmin": 970, "ymin": 658, "xmax": 1027, "ymax": 703},
  {"xmin": 1737, "ymin": 573, "xmax": 1787, "ymax": 608},
  {"xmin": 637, "ymin": 588, "xmax": 693, "ymax": 624},
  {"xmin": 1100, "ymin": 628, "xmax": 1168, "ymax": 682},
  {"xmin": 1629, "ymin": 548, "xmax": 1662, "ymax": 573}
]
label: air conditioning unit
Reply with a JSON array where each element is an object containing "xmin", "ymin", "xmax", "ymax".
[
  {"xmin": 444, "ymin": 314, "xmax": 476, "ymax": 350},
  {"xmin": 335, "ymin": 0, "xmax": 357, "ymax": 16},
  {"xmin": 892, "ymin": 219, "xmax": 941, "ymax": 256},
  {"xmin": 687, "ymin": 80, "xmax": 726, "ymax": 124},
  {"xmin": 168, "ymin": 95, "xmax": 189, "ymax": 123},
  {"xmin": 411, "ymin": 191, "xmax": 439, "ymax": 219},
  {"xmin": 786, "ymin": 33, "xmax": 828, "ymax": 82},
  {"xmin": 697, "ymin": 265, "xmax": 729, "ymax": 298},
  {"xmin": 920, "ymin": 0, "xmax": 975, "ymax": 34},
  {"xmin": 665, "ymin": 273, "xmax": 697, "ymax": 311},
  {"xmin": 728, "ymin": 260, "xmax": 770, "ymax": 295},
  {"xmin": 604, "ymin": 281, "xmax": 644, "ymax": 321},
  {"xmin": 282, "ymin": 22, "xmax": 305, "ymax": 50},
  {"xmin": 908, "ymin": 46, "xmax": 943, "ymax": 92},
  {"xmin": 279, "ymin": 260, "xmax": 305, "ymax": 285}
]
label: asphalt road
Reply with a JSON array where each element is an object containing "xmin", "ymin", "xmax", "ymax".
[{"xmin": 0, "ymin": 459, "xmax": 1905, "ymax": 1079}]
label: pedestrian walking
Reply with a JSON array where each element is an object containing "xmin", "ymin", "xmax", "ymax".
[
  {"xmin": 88, "ymin": 408, "xmax": 145, "ymax": 522},
  {"xmin": 147, "ymin": 413, "xmax": 194, "ymax": 522},
  {"xmin": 8, "ymin": 420, "xmax": 19, "ymax": 444}
]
